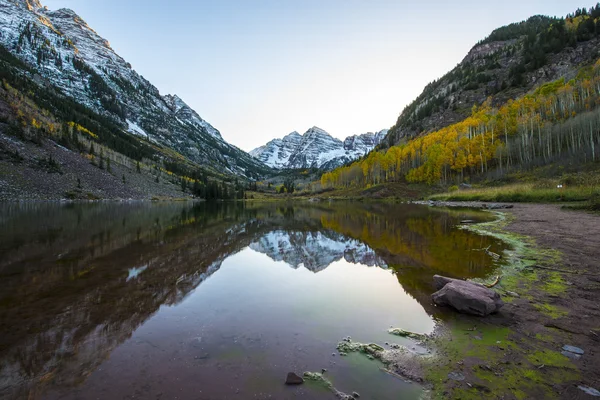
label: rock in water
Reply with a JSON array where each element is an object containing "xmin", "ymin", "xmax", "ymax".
[
  {"xmin": 285, "ymin": 372, "xmax": 304, "ymax": 385},
  {"xmin": 431, "ymin": 275, "xmax": 503, "ymax": 316}
]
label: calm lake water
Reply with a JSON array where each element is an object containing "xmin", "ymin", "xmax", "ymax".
[{"xmin": 0, "ymin": 201, "xmax": 507, "ymax": 400}]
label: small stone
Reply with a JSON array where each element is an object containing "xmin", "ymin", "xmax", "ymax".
[
  {"xmin": 578, "ymin": 385, "xmax": 600, "ymax": 397},
  {"xmin": 506, "ymin": 291, "xmax": 520, "ymax": 298},
  {"xmin": 332, "ymin": 353, "xmax": 336, "ymax": 356},
  {"xmin": 448, "ymin": 371, "xmax": 465, "ymax": 381},
  {"xmin": 562, "ymin": 345, "xmax": 584, "ymax": 355},
  {"xmin": 352, "ymin": 391, "xmax": 360, "ymax": 398},
  {"xmin": 285, "ymin": 372, "xmax": 304, "ymax": 385}
]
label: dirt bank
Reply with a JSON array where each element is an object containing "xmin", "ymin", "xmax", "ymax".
[
  {"xmin": 503, "ymin": 204, "xmax": 600, "ymax": 397},
  {"xmin": 423, "ymin": 203, "xmax": 600, "ymax": 399}
]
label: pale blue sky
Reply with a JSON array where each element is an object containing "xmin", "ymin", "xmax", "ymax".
[{"xmin": 44, "ymin": 0, "xmax": 586, "ymax": 150}]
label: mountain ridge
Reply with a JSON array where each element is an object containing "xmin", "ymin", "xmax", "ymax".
[
  {"xmin": 0, "ymin": 0, "xmax": 268, "ymax": 178},
  {"xmin": 250, "ymin": 126, "xmax": 388, "ymax": 170},
  {"xmin": 384, "ymin": 9, "xmax": 600, "ymax": 146}
]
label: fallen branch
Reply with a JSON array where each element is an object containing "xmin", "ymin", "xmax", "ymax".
[
  {"xmin": 474, "ymin": 245, "xmax": 502, "ymax": 260},
  {"xmin": 484, "ymin": 275, "xmax": 501, "ymax": 288},
  {"xmin": 529, "ymin": 265, "xmax": 600, "ymax": 276},
  {"xmin": 485, "ymin": 248, "xmax": 502, "ymax": 260},
  {"xmin": 544, "ymin": 322, "xmax": 581, "ymax": 334}
]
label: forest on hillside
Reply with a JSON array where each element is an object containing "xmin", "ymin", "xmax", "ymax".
[
  {"xmin": 321, "ymin": 60, "xmax": 600, "ymax": 188},
  {"xmin": 386, "ymin": 4, "xmax": 600, "ymax": 144}
]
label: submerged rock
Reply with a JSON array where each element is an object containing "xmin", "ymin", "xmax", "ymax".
[
  {"xmin": 285, "ymin": 372, "xmax": 304, "ymax": 385},
  {"xmin": 431, "ymin": 275, "xmax": 503, "ymax": 316}
]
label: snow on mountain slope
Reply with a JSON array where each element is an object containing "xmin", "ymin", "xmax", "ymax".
[
  {"xmin": 0, "ymin": 0, "xmax": 267, "ymax": 177},
  {"xmin": 249, "ymin": 230, "xmax": 386, "ymax": 272},
  {"xmin": 250, "ymin": 126, "xmax": 388, "ymax": 170},
  {"xmin": 249, "ymin": 131, "xmax": 302, "ymax": 169}
]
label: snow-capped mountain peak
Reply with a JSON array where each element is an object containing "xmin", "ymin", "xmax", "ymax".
[
  {"xmin": 283, "ymin": 131, "xmax": 302, "ymax": 141},
  {"xmin": 250, "ymin": 127, "xmax": 388, "ymax": 170}
]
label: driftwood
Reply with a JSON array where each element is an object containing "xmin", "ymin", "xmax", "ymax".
[
  {"xmin": 485, "ymin": 246, "xmax": 502, "ymax": 260},
  {"xmin": 474, "ymin": 245, "xmax": 502, "ymax": 260},
  {"xmin": 483, "ymin": 275, "xmax": 501, "ymax": 288}
]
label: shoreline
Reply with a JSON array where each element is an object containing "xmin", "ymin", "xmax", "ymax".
[{"xmin": 414, "ymin": 202, "xmax": 600, "ymax": 399}]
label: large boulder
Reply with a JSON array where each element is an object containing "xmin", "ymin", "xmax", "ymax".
[{"xmin": 431, "ymin": 275, "xmax": 503, "ymax": 316}]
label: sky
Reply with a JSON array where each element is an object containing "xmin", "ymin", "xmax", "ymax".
[{"xmin": 44, "ymin": 0, "xmax": 586, "ymax": 151}]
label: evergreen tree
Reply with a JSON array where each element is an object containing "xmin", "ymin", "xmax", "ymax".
[{"xmin": 99, "ymin": 149, "xmax": 105, "ymax": 170}]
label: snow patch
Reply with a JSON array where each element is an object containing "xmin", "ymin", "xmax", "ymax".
[{"xmin": 126, "ymin": 120, "xmax": 148, "ymax": 138}]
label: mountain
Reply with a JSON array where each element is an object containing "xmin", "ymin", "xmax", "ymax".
[
  {"xmin": 0, "ymin": 0, "xmax": 269, "ymax": 200},
  {"xmin": 249, "ymin": 230, "xmax": 386, "ymax": 272},
  {"xmin": 385, "ymin": 11, "xmax": 600, "ymax": 146},
  {"xmin": 249, "ymin": 126, "xmax": 388, "ymax": 170},
  {"xmin": 321, "ymin": 5, "xmax": 600, "ymax": 193}
]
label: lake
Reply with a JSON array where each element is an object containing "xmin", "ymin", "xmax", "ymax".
[{"xmin": 0, "ymin": 201, "xmax": 507, "ymax": 399}]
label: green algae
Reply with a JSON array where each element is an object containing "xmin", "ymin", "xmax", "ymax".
[
  {"xmin": 388, "ymin": 328, "xmax": 427, "ymax": 340},
  {"xmin": 526, "ymin": 349, "xmax": 574, "ymax": 369},
  {"xmin": 542, "ymin": 272, "xmax": 567, "ymax": 296},
  {"xmin": 336, "ymin": 339, "xmax": 384, "ymax": 356},
  {"xmin": 303, "ymin": 372, "xmax": 354, "ymax": 399},
  {"xmin": 534, "ymin": 303, "xmax": 568, "ymax": 319}
]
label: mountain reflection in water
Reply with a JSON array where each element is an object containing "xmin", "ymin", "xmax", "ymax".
[{"xmin": 0, "ymin": 202, "xmax": 506, "ymax": 400}]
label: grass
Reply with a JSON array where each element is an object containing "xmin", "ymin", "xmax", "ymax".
[{"xmin": 429, "ymin": 183, "xmax": 600, "ymax": 203}]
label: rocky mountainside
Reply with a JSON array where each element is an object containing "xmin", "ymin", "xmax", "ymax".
[
  {"xmin": 250, "ymin": 126, "xmax": 387, "ymax": 170},
  {"xmin": 249, "ymin": 230, "xmax": 386, "ymax": 272},
  {"xmin": 0, "ymin": 0, "xmax": 267, "ymax": 178},
  {"xmin": 385, "ymin": 10, "xmax": 600, "ymax": 146}
]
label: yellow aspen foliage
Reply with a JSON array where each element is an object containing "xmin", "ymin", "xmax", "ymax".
[{"xmin": 321, "ymin": 60, "xmax": 600, "ymax": 188}]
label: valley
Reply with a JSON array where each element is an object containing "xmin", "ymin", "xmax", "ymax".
[{"xmin": 1, "ymin": 1, "xmax": 600, "ymax": 399}]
